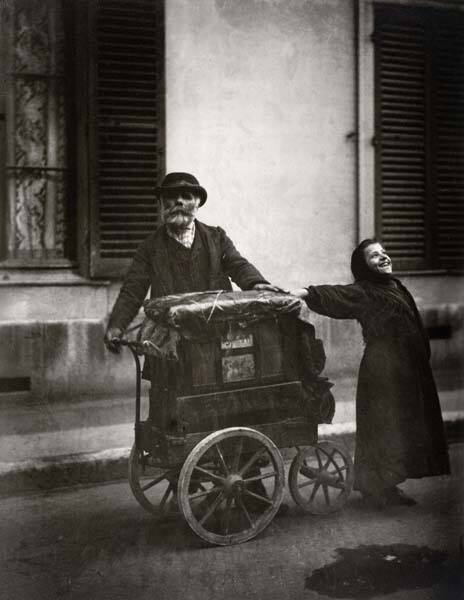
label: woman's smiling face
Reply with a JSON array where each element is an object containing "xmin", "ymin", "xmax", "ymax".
[{"xmin": 364, "ymin": 242, "xmax": 393, "ymax": 275}]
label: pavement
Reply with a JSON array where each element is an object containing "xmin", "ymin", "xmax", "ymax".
[
  {"xmin": 0, "ymin": 374, "xmax": 462, "ymax": 497},
  {"xmin": 2, "ymin": 444, "xmax": 463, "ymax": 599}
]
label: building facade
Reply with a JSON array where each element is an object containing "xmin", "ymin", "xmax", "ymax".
[{"xmin": 0, "ymin": 0, "xmax": 462, "ymax": 400}]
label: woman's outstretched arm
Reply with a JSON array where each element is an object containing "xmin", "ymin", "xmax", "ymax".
[{"xmin": 291, "ymin": 284, "xmax": 368, "ymax": 320}]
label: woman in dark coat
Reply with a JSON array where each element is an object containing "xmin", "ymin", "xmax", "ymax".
[{"xmin": 292, "ymin": 239, "xmax": 450, "ymax": 508}]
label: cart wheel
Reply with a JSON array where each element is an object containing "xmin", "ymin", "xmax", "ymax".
[
  {"xmin": 289, "ymin": 440, "xmax": 354, "ymax": 515},
  {"xmin": 128, "ymin": 444, "xmax": 180, "ymax": 520},
  {"xmin": 178, "ymin": 427, "xmax": 285, "ymax": 546}
]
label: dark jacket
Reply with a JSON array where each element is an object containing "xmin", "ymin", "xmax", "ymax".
[
  {"xmin": 306, "ymin": 279, "xmax": 450, "ymax": 494},
  {"xmin": 108, "ymin": 220, "xmax": 267, "ymax": 330}
]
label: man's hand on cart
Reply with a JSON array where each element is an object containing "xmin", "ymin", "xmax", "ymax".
[
  {"xmin": 104, "ymin": 326, "xmax": 124, "ymax": 353},
  {"xmin": 253, "ymin": 283, "xmax": 289, "ymax": 293}
]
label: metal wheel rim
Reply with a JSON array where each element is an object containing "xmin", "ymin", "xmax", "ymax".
[
  {"xmin": 289, "ymin": 440, "xmax": 354, "ymax": 515},
  {"xmin": 128, "ymin": 444, "xmax": 179, "ymax": 519},
  {"xmin": 178, "ymin": 427, "xmax": 285, "ymax": 546}
]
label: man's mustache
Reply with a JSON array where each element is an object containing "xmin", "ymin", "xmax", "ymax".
[{"xmin": 165, "ymin": 208, "xmax": 194, "ymax": 216}]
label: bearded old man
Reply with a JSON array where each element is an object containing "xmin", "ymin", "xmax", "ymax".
[
  {"xmin": 104, "ymin": 172, "xmax": 283, "ymax": 513},
  {"xmin": 291, "ymin": 239, "xmax": 450, "ymax": 508},
  {"xmin": 104, "ymin": 171, "xmax": 280, "ymax": 351}
]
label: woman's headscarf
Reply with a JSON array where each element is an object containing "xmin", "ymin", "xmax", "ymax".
[
  {"xmin": 350, "ymin": 238, "xmax": 416, "ymax": 321},
  {"xmin": 350, "ymin": 239, "xmax": 427, "ymax": 351},
  {"xmin": 351, "ymin": 238, "xmax": 391, "ymax": 283}
]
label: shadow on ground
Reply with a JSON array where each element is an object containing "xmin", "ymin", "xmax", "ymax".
[{"xmin": 305, "ymin": 543, "xmax": 463, "ymax": 598}]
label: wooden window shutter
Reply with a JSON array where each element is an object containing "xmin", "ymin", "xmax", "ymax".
[
  {"xmin": 435, "ymin": 15, "xmax": 464, "ymax": 270},
  {"xmin": 88, "ymin": 0, "xmax": 165, "ymax": 278},
  {"xmin": 374, "ymin": 5, "xmax": 464, "ymax": 272},
  {"xmin": 375, "ymin": 6, "xmax": 429, "ymax": 270}
]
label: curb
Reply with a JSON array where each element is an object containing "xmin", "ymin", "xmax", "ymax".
[
  {"xmin": 1, "ymin": 415, "xmax": 462, "ymax": 498},
  {"xmin": 0, "ymin": 448, "xmax": 130, "ymax": 497}
]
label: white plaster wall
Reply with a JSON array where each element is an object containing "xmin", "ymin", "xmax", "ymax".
[
  {"xmin": 165, "ymin": 0, "xmax": 356, "ymax": 289},
  {"xmin": 1, "ymin": 0, "xmax": 461, "ymax": 399}
]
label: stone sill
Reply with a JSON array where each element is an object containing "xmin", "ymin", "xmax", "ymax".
[
  {"xmin": 397, "ymin": 269, "xmax": 463, "ymax": 277},
  {"xmin": 0, "ymin": 270, "xmax": 110, "ymax": 287}
]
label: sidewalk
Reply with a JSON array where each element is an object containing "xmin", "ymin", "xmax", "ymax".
[{"xmin": 0, "ymin": 377, "xmax": 462, "ymax": 497}]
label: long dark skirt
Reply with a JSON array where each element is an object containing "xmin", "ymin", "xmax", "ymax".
[{"xmin": 353, "ymin": 337, "xmax": 450, "ymax": 495}]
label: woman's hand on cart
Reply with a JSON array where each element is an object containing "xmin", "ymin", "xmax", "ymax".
[
  {"xmin": 252, "ymin": 283, "xmax": 308, "ymax": 296},
  {"xmin": 289, "ymin": 288, "xmax": 309, "ymax": 299}
]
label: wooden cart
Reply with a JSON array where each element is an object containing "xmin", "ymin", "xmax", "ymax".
[{"xmin": 120, "ymin": 291, "xmax": 354, "ymax": 546}]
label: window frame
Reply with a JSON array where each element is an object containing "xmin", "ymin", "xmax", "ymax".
[
  {"xmin": 0, "ymin": 0, "xmax": 165, "ymax": 278},
  {"xmin": 356, "ymin": 0, "xmax": 464, "ymax": 275},
  {"xmin": 0, "ymin": 0, "xmax": 77, "ymax": 270},
  {"xmin": 74, "ymin": 0, "xmax": 166, "ymax": 281}
]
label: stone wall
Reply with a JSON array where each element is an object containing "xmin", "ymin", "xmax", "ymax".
[{"xmin": 0, "ymin": 303, "xmax": 461, "ymax": 401}]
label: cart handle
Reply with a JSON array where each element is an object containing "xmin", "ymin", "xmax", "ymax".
[{"xmin": 118, "ymin": 338, "xmax": 143, "ymax": 448}]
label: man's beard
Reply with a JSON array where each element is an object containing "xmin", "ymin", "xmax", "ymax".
[{"xmin": 163, "ymin": 210, "xmax": 195, "ymax": 230}]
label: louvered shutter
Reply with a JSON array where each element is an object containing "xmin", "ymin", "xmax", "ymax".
[
  {"xmin": 89, "ymin": 0, "xmax": 165, "ymax": 278},
  {"xmin": 374, "ymin": 5, "xmax": 464, "ymax": 271},
  {"xmin": 375, "ymin": 6, "xmax": 429, "ymax": 270},
  {"xmin": 435, "ymin": 17, "xmax": 464, "ymax": 269}
]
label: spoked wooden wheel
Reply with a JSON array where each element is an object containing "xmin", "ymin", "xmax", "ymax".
[
  {"xmin": 289, "ymin": 440, "xmax": 354, "ymax": 515},
  {"xmin": 178, "ymin": 427, "xmax": 285, "ymax": 546},
  {"xmin": 128, "ymin": 444, "xmax": 180, "ymax": 520}
]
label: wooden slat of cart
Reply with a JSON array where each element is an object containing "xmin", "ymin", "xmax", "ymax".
[
  {"xmin": 174, "ymin": 381, "xmax": 306, "ymax": 435},
  {"xmin": 139, "ymin": 418, "xmax": 317, "ymax": 467}
]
